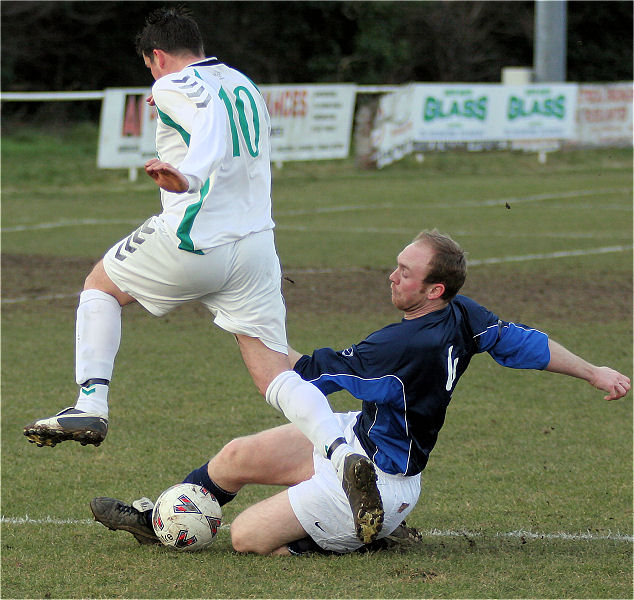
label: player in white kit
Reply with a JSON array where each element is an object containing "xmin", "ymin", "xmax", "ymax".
[{"xmin": 24, "ymin": 6, "xmax": 383, "ymax": 544}]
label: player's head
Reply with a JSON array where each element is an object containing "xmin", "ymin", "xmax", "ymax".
[
  {"xmin": 390, "ymin": 230, "xmax": 465, "ymax": 314},
  {"xmin": 135, "ymin": 6, "xmax": 204, "ymax": 62},
  {"xmin": 413, "ymin": 229, "xmax": 466, "ymax": 301}
]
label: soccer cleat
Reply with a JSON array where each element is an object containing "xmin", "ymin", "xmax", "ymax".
[
  {"xmin": 386, "ymin": 521, "xmax": 423, "ymax": 544},
  {"xmin": 90, "ymin": 497, "xmax": 159, "ymax": 546},
  {"xmin": 287, "ymin": 522, "xmax": 423, "ymax": 556},
  {"xmin": 23, "ymin": 407, "xmax": 108, "ymax": 447},
  {"xmin": 341, "ymin": 453, "xmax": 384, "ymax": 544},
  {"xmin": 362, "ymin": 521, "xmax": 423, "ymax": 553}
]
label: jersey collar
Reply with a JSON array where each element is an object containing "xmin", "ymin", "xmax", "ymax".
[{"xmin": 187, "ymin": 57, "xmax": 222, "ymax": 68}]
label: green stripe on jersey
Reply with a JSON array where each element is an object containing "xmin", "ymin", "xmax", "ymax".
[
  {"xmin": 155, "ymin": 106, "xmax": 202, "ymax": 253},
  {"xmin": 176, "ymin": 178, "xmax": 211, "ymax": 254},
  {"xmin": 156, "ymin": 107, "xmax": 191, "ymax": 146}
]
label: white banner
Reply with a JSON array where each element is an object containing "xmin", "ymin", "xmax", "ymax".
[
  {"xmin": 370, "ymin": 84, "xmax": 417, "ymax": 168},
  {"xmin": 371, "ymin": 83, "xmax": 579, "ymax": 167},
  {"xmin": 574, "ymin": 83, "xmax": 633, "ymax": 147},
  {"xmin": 414, "ymin": 84, "xmax": 496, "ymax": 142},
  {"xmin": 97, "ymin": 84, "xmax": 356, "ymax": 168},
  {"xmin": 498, "ymin": 85, "xmax": 578, "ymax": 140},
  {"xmin": 262, "ymin": 84, "xmax": 356, "ymax": 161},
  {"xmin": 97, "ymin": 88, "xmax": 156, "ymax": 168}
]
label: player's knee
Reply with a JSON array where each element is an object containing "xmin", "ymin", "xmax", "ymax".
[
  {"xmin": 82, "ymin": 261, "xmax": 133, "ymax": 306},
  {"xmin": 83, "ymin": 260, "xmax": 107, "ymax": 290},
  {"xmin": 230, "ymin": 521, "xmax": 267, "ymax": 555},
  {"xmin": 229, "ymin": 525, "xmax": 249, "ymax": 553},
  {"xmin": 216, "ymin": 436, "xmax": 250, "ymax": 468}
]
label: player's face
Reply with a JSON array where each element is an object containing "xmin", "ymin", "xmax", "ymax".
[{"xmin": 389, "ymin": 242, "xmax": 435, "ymax": 312}]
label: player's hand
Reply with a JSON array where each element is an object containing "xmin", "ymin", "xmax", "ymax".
[
  {"xmin": 144, "ymin": 159, "xmax": 189, "ymax": 193},
  {"xmin": 590, "ymin": 366, "xmax": 631, "ymax": 401},
  {"xmin": 146, "ymin": 94, "xmax": 155, "ymax": 107}
]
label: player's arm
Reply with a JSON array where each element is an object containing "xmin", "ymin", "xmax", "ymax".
[
  {"xmin": 148, "ymin": 78, "xmax": 226, "ymax": 193},
  {"xmin": 545, "ymin": 339, "xmax": 630, "ymax": 401},
  {"xmin": 482, "ymin": 320, "xmax": 630, "ymax": 401},
  {"xmin": 145, "ymin": 158, "xmax": 189, "ymax": 192}
]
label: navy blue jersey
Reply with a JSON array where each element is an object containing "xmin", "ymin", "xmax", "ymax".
[{"xmin": 294, "ymin": 295, "xmax": 550, "ymax": 476}]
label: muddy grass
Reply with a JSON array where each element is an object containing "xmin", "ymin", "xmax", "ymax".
[{"xmin": 2, "ymin": 253, "xmax": 631, "ymax": 326}]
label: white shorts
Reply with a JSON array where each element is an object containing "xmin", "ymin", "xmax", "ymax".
[
  {"xmin": 287, "ymin": 411, "xmax": 421, "ymax": 553},
  {"xmin": 103, "ymin": 216, "xmax": 287, "ymax": 353}
]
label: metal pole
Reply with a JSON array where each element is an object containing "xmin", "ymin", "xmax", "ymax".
[{"xmin": 533, "ymin": 0, "xmax": 567, "ymax": 82}]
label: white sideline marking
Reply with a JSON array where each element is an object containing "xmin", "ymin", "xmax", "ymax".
[
  {"xmin": 276, "ymin": 202, "xmax": 395, "ymax": 217},
  {"xmin": 467, "ymin": 245, "xmax": 632, "ymax": 266},
  {"xmin": 0, "ymin": 515, "xmax": 231, "ymax": 530},
  {"xmin": 1, "ymin": 245, "xmax": 631, "ymax": 306},
  {"xmin": 425, "ymin": 528, "xmax": 633, "ymax": 543},
  {"xmin": 1, "ymin": 188, "xmax": 630, "ymax": 234},
  {"xmin": 1, "ymin": 516, "xmax": 96, "ymax": 525},
  {"xmin": 445, "ymin": 187, "xmax": 629, "ymax": 208},
  {"xmin": 1, "ymin": 218, "xmax": 139, "ymax": 233},
  {"xmin": 1, "ymin": 516, "xmax": 631, "ymax": 542},
  {"xmin": 276, "ymin": 187, "xmax": 629, "ymax": 215},
  {"xmin": 2, "ymin": 292, "xmax": 80, "ymax": 305},
  {"xmin": 277, "ymin": 225, "xmax": 632, "ymax": 236}
]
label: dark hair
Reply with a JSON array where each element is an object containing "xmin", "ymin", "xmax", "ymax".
[
  {"xmin": 135, "ymin": 6, "xmax": 204, "ymax": 59},
  {"xmin": 414, "ymin": 229, "xmax": 467, "ymax": 300}
]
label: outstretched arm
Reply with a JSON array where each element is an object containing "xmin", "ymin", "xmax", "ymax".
[{"xmin": 545, "ymin": 339, "xmax": 630, "ymax": 401}]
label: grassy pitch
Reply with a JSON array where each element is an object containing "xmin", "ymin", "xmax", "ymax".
[{"xmin": 1, "ymin": 125, "xmax": 632, "ymax": 598}]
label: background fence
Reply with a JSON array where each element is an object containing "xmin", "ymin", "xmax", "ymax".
[{"xmin": 2, "ymin": 81, "xmax": 632, "ymax": 172}]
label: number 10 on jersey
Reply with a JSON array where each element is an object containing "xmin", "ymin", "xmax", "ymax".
[{"xmin": 218, "ymin": 86, "xmax": 261, "ymax": 158}]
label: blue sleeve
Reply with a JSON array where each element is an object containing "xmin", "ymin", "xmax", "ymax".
[
  {"xmin": 457, "ymin": 295, "xmax": 550, "ymax": 369},
  {"xmin": 293, "ymin": 328, "xmax": 407, "ymax": 405},
  {"xmin": 294, "ymin": 348, "xmax": 351, "ymax": 394},
  {"xmin": 478, "ymin": 321, "xmax": 550, "ymax": 369}
]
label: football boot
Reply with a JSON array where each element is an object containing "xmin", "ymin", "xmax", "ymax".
[
  {"xmin": 362, "ymin": 521, "xmax": 423, "ymax": 553},
  {"xmin": 287, "ymin": 521, "xmax": 422, "ymax": 556},
  {"xmin": 340, "ymin": 453, "xmax": 384, "ymax": 544},
  {"xmin": 90, "ymin": 497, "xmax": 159, "ymax": 545},
  {"xmin": 23, "ymin": 407, "xmax": 108, "ymax": 447}
]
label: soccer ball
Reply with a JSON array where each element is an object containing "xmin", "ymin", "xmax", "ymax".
[{"xmin": 152, "ymin": 483, "xmax": 222, "ymax": 551}]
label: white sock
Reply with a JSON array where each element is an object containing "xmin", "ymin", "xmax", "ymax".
[
  {"xmin": 74, "ymin": 289, "xmax": 122, "ymax": 414},
  {"xmin": 265, "ymin": 370, "xmax": 353, "ymax": 459},
  {"xmin": 329, "ymin": 442, "xmax": 357, "ymax": 480},
  {"xmin": 75, "ymin": 383, "xmax": 109, "ymax": 418}
]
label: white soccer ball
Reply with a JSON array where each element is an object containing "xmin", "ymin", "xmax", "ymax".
[{"xmin": 152, "ymin": 483, "xmax": 222, "ymax": 552}]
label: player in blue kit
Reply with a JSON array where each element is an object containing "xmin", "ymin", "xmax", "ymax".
[{"xmin": 91, "ymin": 230, "xmax": 630, "ymax": 555}]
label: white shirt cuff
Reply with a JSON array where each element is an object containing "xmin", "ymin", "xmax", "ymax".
[{"xmin": 184, "ymin": 174, "xmax": 202, "ymax": 194}]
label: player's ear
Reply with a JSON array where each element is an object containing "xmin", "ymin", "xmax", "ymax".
[
  {"xmin": 428, "ymin": 282, "xmax": 445, "ymax": 300},
  {"xmin": 153, "ymin": 49, "xmax": 166, "ymax": 68}
]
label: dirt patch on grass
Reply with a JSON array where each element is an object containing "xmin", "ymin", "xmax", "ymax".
[
  {"xmin": 2, "ymin": 253, "xmax": 631, "ymax": 324},
  {"xmin": 282, "ymin": 262, "xmax": 632, "ymax": 324},
  {"xmin": 2, "ymin": 254, "xmax": 93, "ymax": 299}
]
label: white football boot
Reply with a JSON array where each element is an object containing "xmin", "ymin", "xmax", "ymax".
[{"xmin": 23, "ymin": 407, "xmax": 108, "ymax": 447}]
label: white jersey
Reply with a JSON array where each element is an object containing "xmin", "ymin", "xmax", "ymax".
[{"xmin": 151, "ymin": 58, "xmax": 274, "ymax": 253}]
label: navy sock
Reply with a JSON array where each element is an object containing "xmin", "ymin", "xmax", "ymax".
[{"xmin": 182, "ymin": 462, "xmax": 237, "ymax": 507}]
